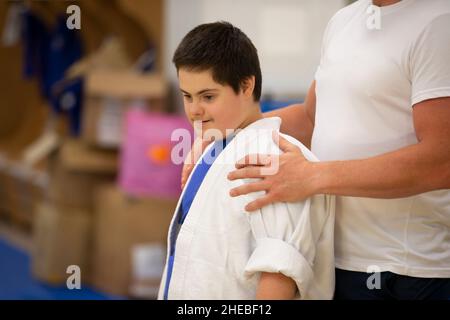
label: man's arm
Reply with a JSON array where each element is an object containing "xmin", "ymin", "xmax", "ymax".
[
  {"xmin": 228, "ymin": 97, "xmax": 450, "ymax": 211},
  {"xmin": 264, "ymin": 81, "xmax": 316, "ymax": 148},
  {"xmin": 256, "ymin": 272, "xmax": 297, "ymax": 300},
  {"xmin": 315, "ymin": 97, "xmax": 450, "ymax": 198}
]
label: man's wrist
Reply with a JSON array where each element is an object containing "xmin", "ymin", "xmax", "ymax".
[{"xmin": 311, "ymin": 161, "xmax": 333, "ymax": 196}]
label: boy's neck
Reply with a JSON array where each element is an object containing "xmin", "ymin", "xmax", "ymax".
[{"xmin": 238, "ymin": 102, "xmax": 264, "ymax": 131}]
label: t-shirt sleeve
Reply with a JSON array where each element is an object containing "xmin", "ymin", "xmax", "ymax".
[
  {"xmin": 410, "ymin": 13, "xmax": 450, "ymax": 106},
  {"xmin": 315, "ymin": 9, "xmax": 342, "ymax": 81}
]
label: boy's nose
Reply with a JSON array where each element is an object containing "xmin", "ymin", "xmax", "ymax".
[{"xmin": 189, "ymin": 100, "xmax": 204, "ymax": 117}]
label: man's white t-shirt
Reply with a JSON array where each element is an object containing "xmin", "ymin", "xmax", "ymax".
[{"xmin": 312, "ymin": 0, "xmax": 450, "ymax": 277}]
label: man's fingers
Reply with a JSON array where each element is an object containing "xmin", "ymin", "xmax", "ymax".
[
  {"xmin": 244, "ymin": 195, "xmax": 275, "ymax": 212},
  {"xmin": 181, "ymin": 175, "xmax": 187, "ymax": 189},
  {"xmin": 229, "ymin": 181, "xmax": 268, "ymax": 197},
  {"xmin": 235, "ymin": 154, "xmax": 273, "ymax": 169},
  {"xmin": 181, "ymin": 171, "xmax": 188, "ymax": 189},
  {"xmin": 272, "ymin": 130, "xmax": 299, "ymax": 153},
  {"xmin": 227, "ymin": 166, "xmax": 264, "ymax": 181},
  {"xmin": 187, "ymin": 138, "xmax": 212, "ymax": 165},
  {"xmin": 181, "ymin": 138, "xmax": 212, "ymax": 189},
  {"xmin": 181, "ymin": 163, "xmax": 195, "ymax": 188}
]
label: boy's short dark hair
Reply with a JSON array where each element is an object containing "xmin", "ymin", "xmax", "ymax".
[{"xmin": 173, "ymin": 21, "xmax": 262, "ymax": 101}]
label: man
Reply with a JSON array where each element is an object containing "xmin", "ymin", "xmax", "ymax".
[{"xmin": 184, "ymin": 0, "xmax": 450, "ymax": 299}]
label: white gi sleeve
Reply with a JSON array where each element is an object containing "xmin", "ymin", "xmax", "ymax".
[
  {"xmin": 226, "ymin": 130, "xmax": 333, "ymax": 297},
  {"xmin": 243, "ymin": 192, "xmax": 332, "ymax": 297}
]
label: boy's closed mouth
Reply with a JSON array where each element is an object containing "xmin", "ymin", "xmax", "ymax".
[{"xmin": 192, "ymin": 119, "xmax": 212, "ymax": 123}]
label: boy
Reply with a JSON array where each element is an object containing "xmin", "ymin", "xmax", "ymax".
[{"xmin": 158, "ymin": 21, "xmax": 335, "ymax": 300}]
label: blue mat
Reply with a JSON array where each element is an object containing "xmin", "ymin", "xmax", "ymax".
[{"xmin": 0, "ymin": 236, "xmax": 122, "ymax": 300}]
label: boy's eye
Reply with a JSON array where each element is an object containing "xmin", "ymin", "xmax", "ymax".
[
  {"xmin": 203, "ymin": 95, "xmax": 215, "ymax": 102},
  {"xmin": 183, "ymin": 95, "xmax": 192, "ymax": 101}
]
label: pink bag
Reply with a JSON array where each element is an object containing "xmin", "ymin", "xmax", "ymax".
[{"xmin": 119, "ymin": 109, "xmax": 193, "ymax": 199}]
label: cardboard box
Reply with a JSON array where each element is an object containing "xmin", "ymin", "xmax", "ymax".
[
  {"xmin": 0, "ymin": 155, "xmax": 48, "ymax": 228},
  {"xmin": 32, "ymin": 139, "xmax": 118, "ymax": 285},
  {"xmin": 48, "ymin": 139, "xmax": 117, "ymax": 210},
  {"xmin": 82, "ymin": 71, "xmax": 168, "ymax": 148},
  {"xmin": 1, "ymin": 138, "xmax": 115, "ymax": 228},
  {"xmin": 32, "ymin": 201, "xmax": 92, "ymax": 285},
  {"xmin": 6, "ymin": 164, "xmax": 46, "ymax": 228},
  {"xmin": 0, "ymin": 155, "xmax": 11, "ymax": 218},
  {"xmin": 91, "ymin": 185, "xmax": 176, "ymax": 296}
]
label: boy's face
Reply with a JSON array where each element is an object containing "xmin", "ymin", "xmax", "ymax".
[{"xmin": 178, "ymin": 68, "xmax": 254, "ymax": 140}]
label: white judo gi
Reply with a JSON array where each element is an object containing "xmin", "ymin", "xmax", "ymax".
[{"xmin": 158, "ymin": 117, "xmax": 335, "ymax": 300}]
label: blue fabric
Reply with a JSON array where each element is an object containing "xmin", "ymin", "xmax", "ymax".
[
  {"xmin": 46, "ymin": 16, "xmax": 83, "ymax": 113},
  {"xmin": 22, "ymin": 10, "xmax": 49, "ymax": 95},
  {"xmin": 179, "ymin": 139, "xmax": 225, "ymax": 224},
  {"xmin": 54, "ymin": 77, "xmax": 84, "ymax": 136},
  {"xmin": 163, "ymin": 137, "xmax": 233, "ymax": 299},
  {"xmin": 21, "ymin": 11, "xmax": 84, "ymax": 135},
  {"xmin": 163, "ymin": 254, "xmax": 175, "ymax": 300}
]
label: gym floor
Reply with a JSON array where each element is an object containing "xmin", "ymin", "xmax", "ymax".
[{"xmin": 0, "ymin": 222, "xmax": 122, "ymax": 300}]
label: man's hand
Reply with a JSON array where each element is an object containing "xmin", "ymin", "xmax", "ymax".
[
  {"xmin": 181, "ymin": 137, "xmax": 212, "ymax": 189},
  {"xmin": 227, "ymin": 131, "xmax": 321, "ymax": 212}
]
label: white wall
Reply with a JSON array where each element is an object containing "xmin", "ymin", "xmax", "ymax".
[{"xmin": 164, "ymin": 0, "xmax": 346, "ymax": 101}]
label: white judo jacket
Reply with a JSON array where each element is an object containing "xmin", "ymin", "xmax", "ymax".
[{"xmin": 158, "ymin": 117, "xmax": 335, "ymax": 300}]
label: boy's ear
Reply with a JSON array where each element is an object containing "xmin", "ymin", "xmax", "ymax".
[{"xmin": 240, "ymin": 76, "xmax": 255, "ymax": 98}]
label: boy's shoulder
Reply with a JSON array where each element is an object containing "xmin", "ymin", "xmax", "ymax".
[
  {"xmin": 278, "ymin": 133, "xmax": 318, "ymax": 162},
  {"xmin": 228, "ymin": 118, "xmax": 281, "ymax": 159},
  {"xmin": 224, "ymin": 117, "xmax": 318, "ymax": 164}
]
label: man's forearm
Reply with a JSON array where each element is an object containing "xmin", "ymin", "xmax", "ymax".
[
  {"xmin": 315, "ymin": 141, "xmax": 450, "ymax": 198},
  {"xmin": 265, "ymin": 104, "xmax": 313, "ymax": 148}
]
